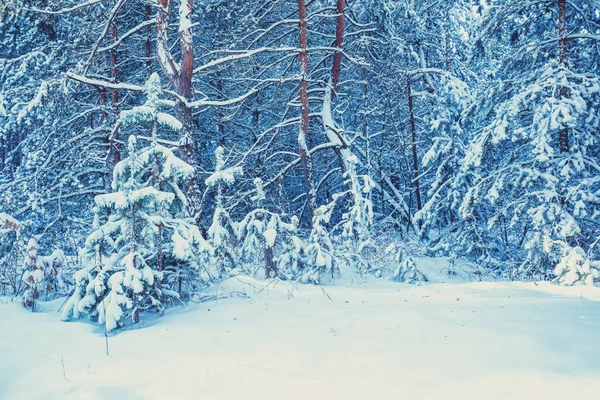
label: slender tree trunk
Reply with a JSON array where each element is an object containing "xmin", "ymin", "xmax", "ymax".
[
  {"xmin": 145, "ymin": 4, "xmax": 153, "ymax": 74},
  {"xmin": 216, "ymin": 73, "xmax": 225, "ymax": 145},
  {"xmin": 99, "ymin": 87, "xmax": 108, "ymax": 121},
  {"xmin": 110, "ymin": 23, "xmax": 120, "ymax": 164},
  {"xmin": 298, "ymin": 0, "xmax": 315, "ymax": 224},
  {"xmin": 407, "ymin": 75, "xmax": 423, "ymax": 215},
  {"xmin": 558, "ymin": 0, "xmax": 569, "ymax": 153},
  {"xmin": 152, "ymin": 143, "xmax": 164, "ymax": 275},
  {"xmin": 363, "ymin": 65, "xmax": 369, "ymax": 177},
  {"xmin": 252, "ymin": 68, "xmax": 264, "ymax": 176},
  {"xmin": 444, "ymin": 10, "xmax": 452, "ymax": 71},
  {"xmin": 265, "ymin": 244, "xmax": 276, "ymax": 279}
]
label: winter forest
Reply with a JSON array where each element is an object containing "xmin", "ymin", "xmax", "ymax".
[{"xmin": 1, "ymin": 0, "xmax": 600, "ymax": 398}]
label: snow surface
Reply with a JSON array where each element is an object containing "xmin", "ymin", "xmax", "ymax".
[{"xmin": 1, "ymin": 258, "xmax": 600, "ymax": 399}]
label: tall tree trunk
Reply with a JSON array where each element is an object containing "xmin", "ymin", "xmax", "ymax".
[
  {"xmin": 298, "ymin": 0, "xmax": 315, "ymax": 224},
  {"xmin": 177, "ymin": 0, "xmax": 195, "ymax": 164},
  {"xmin": 330, "ymin": 0, "xmax": 345, "ymax": 91},
  {"xmin": 155, "ymin": 0, "xmax": 201, "ymax": 222},
  {"xmin": 216, "ymin": 73, "xmax": 225, "ymax": 145},
  {"xmin": 558, "ymin": 0, "xmax": 569, "ymax": 153},
  {"xmin": 362, "ymin": 65, "xmax": 369, "ymax": 177},
  {"xmin": 145, "ymin": 5, "xmax": 153, "ymax": 74},
  {"xmin": 110, "ymin": 23, "xmax": 120, "ymax": 165},
  {"xmin": 327, "ymin": 0, "xmax": 349, "ymax": 181},
  {"xmin": 444, "ymin": 10, "xmax": 452, "ymax": 71},
  {"xmin": 407, "ymin": 75, "xmax": 423, "ymax": 216}
]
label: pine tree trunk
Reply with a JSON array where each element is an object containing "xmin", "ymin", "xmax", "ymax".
[
  {"xmin": 110, "ymin": 23, "xmax": 120, "ymax": 164},
  {"xmin": 362, "ymin": 65, "xmax": 369, "ymax": 176},
  {"xmin": 216, "ymin": 73, "xmax": 225, "ymax": 145},
  {"xmin": 265, "ymin": 245, "xmax": 276, "ymax": 279},
  {"xmin": 331, "ymin": 0, "xmax": 345, "ymax": 91},
  {"xmin": 407, "ymin": 75, "xmax": 423, "ymax": 215},
  {"xmin": 145, "ymin": 5, "xmax": 153, "ymax": 74},
  {"xmin": 298, "ymin": 0, "xmax": 315, "ymax": 224},
  {"xmin": 328, "ymin": 0, "xmax": 350, "ymax": 184},
  {"xmin": 155, "ymin": 0, "xmax": 201, "ymax": 222},
  {"xmin": 558, "ymin": 0, "xmax": 569, "ymax": 153},
  {"xmin": 177, "ymin": 0, "xmax": 195, "ymax": 165},
  {"xmin": 153, "ymin": 151, "xmax": 164, "ymax": 275}
]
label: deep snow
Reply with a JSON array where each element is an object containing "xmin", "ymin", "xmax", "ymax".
[{"xmin": 1, "ymin": 258, "xmax": 599, "ymax": 399}]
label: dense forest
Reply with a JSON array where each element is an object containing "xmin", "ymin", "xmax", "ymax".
[{"xmin": 1, "ymin": 0, "xmax": 599, "ymax": 329}]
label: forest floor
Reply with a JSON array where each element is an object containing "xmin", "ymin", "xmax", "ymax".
[{"xmin": 1, "ymin": 258, "xmax": 600, "ymax": 400}]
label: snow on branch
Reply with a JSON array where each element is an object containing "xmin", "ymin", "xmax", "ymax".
[
  {"xmin": 83, "ymin": 0, "xmax": 126, "ymax": 74},
  {"xmin": 98, "ymin": 19, "xmax": 158, "ymax": 53},
  {"xmin": 24, "ymin": 0, "xmax": 101, "ymax": 15},
  {"xmin": 66, "ymin": 73, "xmax": 177, "ymax": 106}
]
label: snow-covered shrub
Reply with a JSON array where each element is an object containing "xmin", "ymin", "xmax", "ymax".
[
  {"xmin": 62, "ymin": 75, "xmax": 210, "ymax": 331},
  {"xmin": 0, "ymin": 212, "xmax": 23, "ymax": 296},
  {"xmin": 333, "ymin": 155, "xmax": 375, "ymax": 276},
  {"xmin": 553, "ymin": 246, "xmax": 600, "ymax": 286},
  {"xmin": 386, "ymin": 242, "xmax": 427, "ymax": 285},
  {"xmin": 274, "ymin": 216, "xmax": 305, "ymax": 280},
  {"xmin": 237, "ymin": 178, "xmax": 303, "ymax": 279},
  {"xmin": 302, "ymin": 203, "xmax": 338, "ymax": 283},
  {"xmin": 206, "ymin": 146, "xmax": 243, "ymax": 278},
  {"xmin": 21, "ymin": 238, "xmax": 65, "ymax": 310}
]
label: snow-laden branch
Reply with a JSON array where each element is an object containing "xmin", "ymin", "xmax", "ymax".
[
  {"xmin": 193, "ymin": 47, "xmax": 296, "ymax": 74},
  {"xmin": 406, "ymin": 67, "xmax": 447, "ymax": 77},
  {"xmin": 66, "ymin": 72, "xmax": 177, "ymax": 106},
  {"xmin": 83, "ymin": 0, "xmax": 126, "ymax": 74},
  {"xmin": 243, "ymin": 20, "xmax": 300, "ymax": 47},
  {"xmin": 193, "ymin": 46, "xmax": 365, "ymax": 75},
  {"xmin": 24, "ymin": 0, "xmax": 101, "ymax": 15},
  {"xmin": 67, "ymin": 73, "xmax": 256, "ymax": 109},
  {"xmin": 188, "ymin": 88, "xmax": 258, "ymax": 108},
  {"xmin": 14, "ymin": 187, "xmax": 106, "ymax": 217},
  {"xmin": 98, "ymin": 19, "xmax": 157, "ymax": 53}
]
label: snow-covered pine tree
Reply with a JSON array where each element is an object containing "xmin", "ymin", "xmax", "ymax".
[
  {"xmin": 0, "ymin": 212, "xmax": 23, "ymax": 296},
  {"xmin": 302, "ymin": 203, "xmax": 337, "ymax": 284},
  {"xmin": 62, "ymin": 74, "xmax": 210, "ymax": 330},
  {"xmin": 21, "ymin": 238, "xmax": 41, "ymax": 310},
  {"xmin": 238, "ymin": 178, "xmax": 302, "ymax": 279},
  {"xmin": 386, "ymin": 242, "xmax": 427, "ymax": 285},
  {"xmin": 423, "ymin": 1, "xmax": 600, "ymax": 281},
  {"xmin": 553, "ymin": 244, "xmax": 600, "ymax": 286},
  {"xmin": 415, "ymin": 73, "xmax": 472, "ymax": 245},
  {"xmin": 206, "ymin": 146, "xmax": 242, "ymax": 278},
  {"xmin": 274, "ymin": 215, "xmax": 305, "ymax": 281},
  {"xmin": 21, "ymin": 238, "xmax": 65, "ymax": 310},
  {"xmin": 332, "ymin": 155, "xmax": 375, "ymax": 276}
]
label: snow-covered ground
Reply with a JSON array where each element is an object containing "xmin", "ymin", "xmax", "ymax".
[{"xmin": 1, "ymin": 258, "xmax": 599, "ymax": 400}]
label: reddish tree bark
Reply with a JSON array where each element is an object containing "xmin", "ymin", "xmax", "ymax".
[
  {"xmin": 177, "ymin": 0, "xmax": 195, "ymax": 164},
  {"xmin": 155, "ymin": 0, "xmax": 201, "ymax": 221},
  {"xmin": 330, "ymin": 0, "xmax": 345, "ymax": 91}
]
